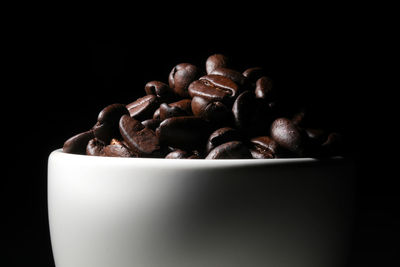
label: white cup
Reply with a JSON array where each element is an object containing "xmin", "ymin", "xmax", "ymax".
[{"xmin": 48, "ymin": 149, "xmax": 354, "ymax": 267}]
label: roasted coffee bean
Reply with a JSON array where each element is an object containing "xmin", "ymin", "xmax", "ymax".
[
  {"xmin": 270, "ymin": 118, "xmax": 305, "ymax": 156},
  {"xmin": 188, "ymin": 74, "xmax": 239, "ymax": 104},
  {"xmin": 210, "ymin": 67, "xmax": 247, "ymax": 87},
  {"xmin": 191, "ymin": 96, "xmax": 232, "ymax": 123},
  {"xmin": 169, "ymin": 63, "xmax": 203, "ymax": 98},
  {"xmin": 169, "ymin": 99, "xmax": 192, "ymax": 114},
  {"xmin": 249, "ymin": 136, "xmax": 279, "ymax": 159},
  {"xmin": 141, "ymin": 118, "xmax": 161, "ymax": 131},
  {"xmin": 144, "ymin": 81, "xmax": 176, "ymax": 102},
  {"xmin": 206, "ymin": 141, "xmax": 251, "ymax": 159},
  {"xmin": 232, "ymin": 90, "xmax": 270, "ymax": 136},
  {"xmin": 126, "ymin": 95, "xmax": 158, "ymax": 121},
  {"xmin": 97, "ymin": 103, "xmax": 130, "ymax": 125},
  {"xmin": 159, "ymin": 103, "xmax": 188, "ymax": 120},
  {"xmin": 156, "ymin": 116, "xmax": 211, "ymax": 150},
  {"xmin": 103, "ymin": 143, "xmax": 134, "ymax": 157},
  {"xmin": 119, "ymin": 115, "xmax": 160, "ymax": 156},
  {"xmin": 205, "ymin": 54, "xmax": 231, "ymax": 74},
  {"xmin": 255, "ymin": 76, "xmax": 274, "ymax": 100},
  {"xmin": 321, "ymin": 132, "xmax": 343, "ymax": 156},
  {"xmin": 206, "ymin": 127, "xmax": 241, "ymax": 152},
  {"xmin": 63, "ymin": 130, "xmax": 94, "ymax": 155},
  {"xmin": 165, "ymin": 149, "xmax": 190, "ymax": 159},
  {"xmin": 92, "ymin": 122, "xmax": 118, "ymax": 144},
  {"xmin": 242, "ymin": 67, "xmax": 265, "ymax": 84},
  {"xmin": 86, "ymin": 138, "xmax": 105, "ymax": 156}
]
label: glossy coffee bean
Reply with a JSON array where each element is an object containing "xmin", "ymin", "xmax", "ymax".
[
  {"xmin": 205, "ymin": 141, "xmax": 251, "ymax": 159},
  {"xmin": 119, "ymin": 114, "xmax": 160, "ymax": 156},
  {"xmin": 191, "ymin": 96, "xmax": 232, "ymax": 123},
  {"xmin": 168, "ymin": 63, "xmax": 202, "ymax": 98},
  {"xmin": 92, "ymin": 121, "xmax": 118, "ymax": 144},
  {"xmin": 205, "ymin": 54, "xmax": 231, "ymax": 74},
  {"xmin": 255, "ymin": 76, "xmax": 273, "ymax": 100},
  {"xmin": 232, "ymin": 90, "xmax": 270, "ymax": 136},
  {"xmin": 188, "ymin": 74, "xmax": 239, "ymax": 104},
  {"xmin": 206, "ymin": 127, "xmax": 241, "ymax": 152},
  {"xmin": 159, "ymin": 103, "xmax": 188, "ymax": 120},
  {"xmin": 126, "ymin": 95, "xmax": 158, "ymax": 121},
  {"xmin": 169, "ymin": 99, "xmax": 192, "ymax": 114},
  {"xmin": 86, "ymin": 138, "xmax": 105, "ymax": 156},
  {"xmin": 242, "ymin": 67, "xmax": 265, "ymax": 84},
  {"xmin": 103, "ymin": 143, "xmax": 134, "ymax": 157},
  {"xmin": 210, "ymin": 67, "xmax": 247, "ymax": 87},
  {"xmin": 144, "ymin": 81, "xmax": 176, "ymax": 102},
  {"xmin": 97, "ymin": 103, "xmax": 130, "ymax": 125},
  {"xmin": 270, "ymin": 118, "xmax": 305, "ymax": 156},
  {"xmin": 63, "ymin": 130, "xmax": 94, "ymax": 155},
  {"xmin": 156, "ymin": 116, "xmax": 211, "ymax": 150},
  {"xmin": 141, "ymin": 118, "xmax": 161, "ymax": 131},
  {"xmin": 165, "ymin": 149, "xmax": 190, "ymax": 159},
  {"xmin": 249, "ymin": 136, "xmax": 279, "ymax": 159}
]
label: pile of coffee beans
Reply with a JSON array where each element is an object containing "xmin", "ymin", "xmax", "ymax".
[{"xmin": 63, "ymin": 54, "xmax": 342, "ymax": 159}]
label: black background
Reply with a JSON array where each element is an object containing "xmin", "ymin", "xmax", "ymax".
[{"xmin": 3, "ymin": 8, "xmax": 397, "ymax": 266}]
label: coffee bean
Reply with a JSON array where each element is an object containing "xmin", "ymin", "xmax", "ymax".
[
  {"xmin": 103, "ymin": 143, "xmax": 134, "ymax": 157},
  {"xmin": 169, "ymin": 99, "xmax": 192, "ymax": 114},
  {"xmin": 86, "ymin": 138, "xmax": 105, "ymax": 156},
  {"xmin": 144, "ymin": 81, "xmax": 176, "ymax": 102},
  {"xmin": 119, "ymin": 114, "xmax": 160, "ymax": 156},
  {"xmin": 205, "ymin": 141, "xmax": 251, "ymax": 159},
  {"xmin": 242, "ymin": 67, "xmax": 265, "ymax": 84},
  {"xmin": 126, "ymin": 95, "xmax": 158, "ymax": 121},
  {"xmin": 159, "ymin": 103, "xmax": 188, "ymax": 120},
  {"xmin": 249, "ymin": 136, "xmax": 279, "ymax": 159},
  {"xmin": 210, "ymin": 67, "xmax": 247, "ymax": 87},
  {"xmin": 92, "ymin": 122, "xmax": 118, "ymax": 144},
  {"xmin": 141, "ymin": 118, "xmax": 161, "ymax": 131},
  {"xmin": 63, "ymin": 130, "xmax": 94, "ymax": 155},
  {"xmin": 97, "ymin": 103, "xmax": 130, "ymax": 125},
  {"xmin": 165, "ymin": 149, "xmax": 190, "ymax": 159},
  {"xmin": 169, "ymin": 63, "xmax": 203, "ymax": 98},
  {"xmin": 206, "ymin": 127, "xmax": 241, "ymax": 152},
  {"xmin": 156, "ymin": 116, "xmax": 211, "ymax": 150},
  {"xmin": 255, "ymin": 76, "xmax": 274, "ymax": 100},
  {"xmin": 205, "ymin": 54, "xmax": 231, "ymax": 74},
  {"xmin": 191, "ymin": 96, "xmax": 232, "ymax": 123},
  {"xmin": 270, "ymin": 118, "xmax": 305, "ymax": 156},
  {"xmin": 188, "ymin": 74, "xmax": 239, "ymax": 104}
]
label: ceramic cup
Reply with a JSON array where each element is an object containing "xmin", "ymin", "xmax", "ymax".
[{"xmin": 48, "ymin": 149, "xmax": 354, "ymax": 267}]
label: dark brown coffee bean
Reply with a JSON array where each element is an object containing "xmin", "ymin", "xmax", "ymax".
[
  {"xmin": 270, "ymin": 118, "xmax": 305, "ymax": 156},
  {"xmin": 63, "ymin": 130, "xmax": 94, "ymax": 155},
  {"xmin": 144, "ymin": 81, "xmax": 176, "ymax": 102},
  {"xmin": 165, "ymin": 149, "xmax": 190, "ymax": 159},
  {"xmin": 86, "ymin": 138, "xmax": 105, "ymax": 156},
  {"xmin": 159, "ymin": 103, "xmax": 188, "ymax": 120},
  {"xmin": 169, "ymin": 99, "xmax": 192, "ymax": 114},
  {"xmin": 205, "ymin": 54, "xmax": 231, "ymax": 74},
  {"xmin": 119, "ymin": 115, "xmax": 160, "ymax": 156},
  {"xmin": 97, "ymin": 103, "xmax": 130, "ymax": 125},
  {"xmin": 206, "ymin": 127, "xmax": 241, "ymax": 152},
  {"xmin": 103, "ymin": 143, "xmax": 134, "ymax": 157},
  {"xmin": 188, "ymin": 75, "xmax": 239, "ymax": 104},
  {"xmin": 255, "ymin": 76, "xmax": 274, "ymax": 100},
  {"xmin": 321, "ymin": 132, "xmax": 343, "ymax": 156},
  {"xmin": 210, "ymin": 67, "xmax": 247, "ymax": 87},
  {"xmin": 156, "ymin": 116, "xmax": 211, "ymax": 150},
  {"xmin": 249, "ymin": 136, "xmax": 279, "ymax": 159},
  {"xmin": 242, "ymin": 67, "xmax": 265, "ymax": 84},
  {"xmin": 153, "ymin": 107, "xmax": 161, "ymax": 120},
  {"xmin": 92, "ymin": 122, "xmax": 118, "ymax": 144},
  {"xmin": 205, "ymin": 141, "xmax": 251, "ymax": 159},
  {"xmin": 141, "ymin": 118, "xmax": 161, "ymax": 131},
  {"xmin": 232, "ymin": 90, "xmax": 270, "ymax": 136},
  {"xmin": 191, "ymin": 96, "xmax": 232, "ymax": 123},
  {"xmin": 168, "ymin": 63, "xmax": 203, "ymax": 98},
  {"xmin": 126, "ymin": 95, "xmax": 158, "ymax": 121}
]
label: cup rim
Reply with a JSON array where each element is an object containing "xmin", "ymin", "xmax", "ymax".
[{"xmin": 50, "ymin": 149, "xmax": 344, "ymax": 168}]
